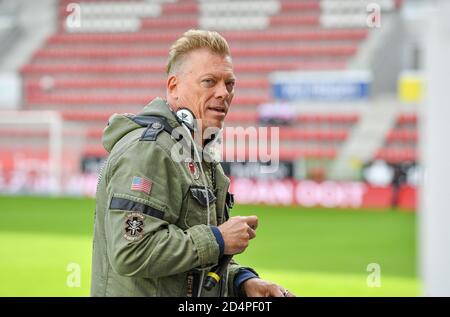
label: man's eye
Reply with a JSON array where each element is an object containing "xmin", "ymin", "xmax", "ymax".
[
  {"xmin": 226, "ymin": 81, "xmax": 235, "ymax": 92},
  {"xmin": 202, "ymin": 79, "xmax": 215, "ymax": 86}
]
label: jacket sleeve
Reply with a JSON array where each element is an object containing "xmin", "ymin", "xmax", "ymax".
[
  {"xmin": 103, "ymin": 139, "xmax": 220, "ymax": 278},
  {"xmin": 226, "ymin": 259, "xmax": 259, "ymax": 297}
]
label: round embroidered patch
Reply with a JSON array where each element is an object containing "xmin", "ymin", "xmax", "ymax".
[{"xmin": 124, "ymin": 212, "xmax": 145, "ymax": 242}]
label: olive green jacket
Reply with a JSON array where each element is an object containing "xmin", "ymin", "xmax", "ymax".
[{"xmin": 91, "ymin": 98, "xmax": 251, "ymax": 297}]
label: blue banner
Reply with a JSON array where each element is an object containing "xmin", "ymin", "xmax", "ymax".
[{"xmin": 270, "ymin": 71, "xmax": 371, "ymax": 101}]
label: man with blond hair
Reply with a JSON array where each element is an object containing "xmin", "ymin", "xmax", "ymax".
[{"xmin": 91, "ymin": 29, "xmax": 293, "ymax": 297}]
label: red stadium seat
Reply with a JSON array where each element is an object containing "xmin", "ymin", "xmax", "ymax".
[
  {"xmin": 375, "ymin": 147, "xmax": 417, "ymax": 163},
  {"xmin": 278, "ymin": 128, "xmax": 348, "ymax": 141},
  {"xmin": 21, "ymin": 61, "xmax": 346, "ymax": 75},
  {"xmin": 62, "ymin": 111, "xmax": 110, "ymax": 122},
  {"xmin": 33, "ymin": 45, "xmax": 358, "ymax": 59},
  {"xmin": 26, "ymin": 94, "xmax": 269, "ymax": 106},
  {"xmin": 81, "ymin": 145, "xmax": 338, "ymax": 161},
  {"xmin": 297, "ymin": 113, "xmax": 359, "ymax": 124},
  {"xmin": 141, "ymin": 17, "xmax": 198, "ymax": 29},
  {"xmin": 270, "ymin": 15, "xmax": 320, "ymax": 27},
  {"xmin": 386, "ymin": 130, "xmax": 418, "ymax": 143},
  {"xmin": 397, "ymin": 113, "xmax": 418, "ymax": 125},
  {"xmin": 280, "ymin": 1, "xmax": 320, "ymax": 12},
  {"xmin": 25, "ymin": 78, "xmax": 270, "ymax": 90},
  {"xmin": 162, "ymin": 2, "xmax": 198, "ymax": 15},
  {"xmin": 374, "ymin": 112, "xmax": 418, "ymax": 162},
  {"xmin": 19, "ymin": 0, "xmax": 398, "ymax": 180},
  {"xmin": 46, "ymin": 29, "xmax": 367, "ymax": 45}
]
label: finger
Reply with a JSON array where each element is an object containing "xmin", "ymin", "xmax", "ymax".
[
  {"xmin": 271, "ymin": 287, "xmax": 284, "ymax": 297},
  {"xmin": 245, "ymin": 216, "xmax": 258, "ymax": 230},
  {"xmin": 247, "ymin": 226, "xmax": 256, "ymax": 239},
  {"xmin": 279, "ymin": 287, "xmax": 295, "ymax": 297}
]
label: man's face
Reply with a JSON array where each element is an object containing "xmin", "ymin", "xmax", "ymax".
[{"xmin": 169, "ymin": 48, "xmax": 235, "ymax": 132}]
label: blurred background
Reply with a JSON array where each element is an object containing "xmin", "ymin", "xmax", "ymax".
[{"xmin": 0, "ymin": 0, "xmax": 447, "ymax": 297}]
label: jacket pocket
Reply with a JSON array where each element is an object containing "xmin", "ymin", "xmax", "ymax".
[{"xmin": 183, "ymin": 186, "xmax": 217, "ymax": 228}]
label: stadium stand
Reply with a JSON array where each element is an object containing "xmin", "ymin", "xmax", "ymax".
[
  {"xmin": 0, "ymin": 0, "xmax": 20, "ymax": 58},
  {"xmin": 13, "ymin": 0, "xmax": 404, "ymax": 180},
  {"xmin": 375, "ymin": 112, "xmax": 418, "ymax": 163}
]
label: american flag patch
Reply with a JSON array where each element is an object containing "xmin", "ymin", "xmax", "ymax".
[{"xmin": 130, "ymin": 176, "xmax": 152, "ymax": 194}]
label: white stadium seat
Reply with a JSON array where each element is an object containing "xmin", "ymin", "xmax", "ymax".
[
  {"xmin": 199, "ymin": 1, "xmax": 280, "ymax": 16},
  {"xmin": 199, "ymin": 16, "xmax": 269, "ymax": 30}
]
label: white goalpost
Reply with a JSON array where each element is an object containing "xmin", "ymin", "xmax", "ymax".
[
  {"xmin": 420, "ymin": 0, "xmax": 450, "ymax": 296},
  {"xmin": 0, "ymin": 110, "xmax": 63, "ymax": 195}
]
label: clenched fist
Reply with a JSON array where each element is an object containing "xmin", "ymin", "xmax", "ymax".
[{"xmin": 218, "ymin": 216, "xmax": 258, "ymax": 255}]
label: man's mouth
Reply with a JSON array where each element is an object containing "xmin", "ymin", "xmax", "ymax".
[{"xmin": 208, "ymin": 106, "xmax": 226, "ymax": 114}]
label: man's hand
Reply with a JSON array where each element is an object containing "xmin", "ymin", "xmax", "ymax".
[
  {"xmin": 242, "ymin": 278, "xmax": 296, "ymax": 297},
  {"xmin": 218, "ymin": 216, "xmax": 258, "ymax": 255}
]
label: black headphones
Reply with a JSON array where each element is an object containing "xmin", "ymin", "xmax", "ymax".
[
  {"xmin": 173, "ymin": 106, "xmax": 222, "ymax": 145},
  {"xmin": 175, "ymin": 107, "xmax": 197, "ymax": 132}
]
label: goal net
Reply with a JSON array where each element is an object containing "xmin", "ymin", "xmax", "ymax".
[{"xmin": 0, "ymin": 111, "xmax": 63, "ymax": 195}]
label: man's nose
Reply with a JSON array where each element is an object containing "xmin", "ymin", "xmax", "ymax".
[{"xmin": 215, "ymin": 81, "xmax": 230, "ymax": 100}]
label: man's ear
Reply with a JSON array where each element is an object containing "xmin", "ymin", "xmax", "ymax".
[{"xmin": 167, "ymin": 75, "xmax": 178, "ymax": 100}]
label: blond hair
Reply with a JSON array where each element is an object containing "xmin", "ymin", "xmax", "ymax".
[{"xmin": 166, "ymin": 29, "xmax": 231, "ymax": 75}]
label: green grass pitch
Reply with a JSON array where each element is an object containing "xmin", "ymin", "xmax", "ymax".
[{"xmin": 0, "ymin": 195, "xmax": 420, "ymax": 296}]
